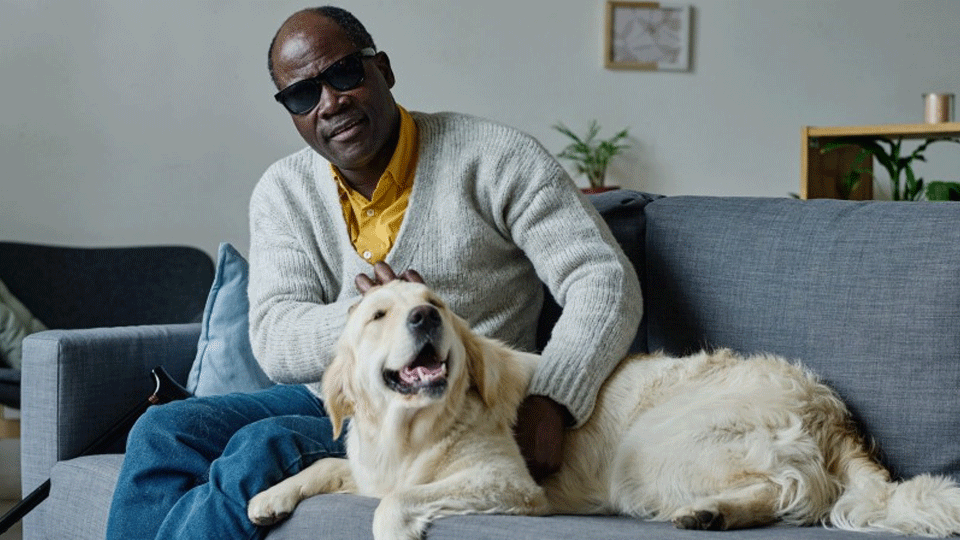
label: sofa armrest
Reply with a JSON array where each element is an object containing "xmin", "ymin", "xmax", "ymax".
[{"xmin": 20, "ymin": 324, "xmax": 200, "ymax": 495}]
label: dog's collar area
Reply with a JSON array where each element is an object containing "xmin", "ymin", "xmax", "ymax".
[{"xmin": 383, "ymin": 343, "xmax": 449, "ymax": 396}]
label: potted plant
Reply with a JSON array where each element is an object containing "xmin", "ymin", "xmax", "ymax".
[
  {"xmin": 553, "ymin": 120, "xmax": 631, "ymax": 193},
  {"xmin": 820, "ymin": 137, "xmax": 960, "ymax": 201}
]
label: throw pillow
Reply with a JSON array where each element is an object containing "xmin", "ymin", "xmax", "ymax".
[
  {"xmin": 0, "ymin": 279, "xmax": 47, "ymax": 369},
  {"xmin": 187, "ymin": 243, "xmax": 275, "ymax": 396}
]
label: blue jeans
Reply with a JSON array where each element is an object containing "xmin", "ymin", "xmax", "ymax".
[{"xmin": 105, "ymin": 384, "xmax": 346, "ymax": 540}]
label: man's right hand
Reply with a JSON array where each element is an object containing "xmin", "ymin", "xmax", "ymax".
[{"xmin": 355, "ymin": 261, "xmax": 424, "ymax": 293}]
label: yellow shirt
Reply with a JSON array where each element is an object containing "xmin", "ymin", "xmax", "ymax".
[{"xmin": 333, "ymin": 105, "xmax": 418, "ymax": 263}]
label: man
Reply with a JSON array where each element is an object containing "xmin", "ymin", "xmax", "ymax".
[{"xmin": 106, "ymin": 6, "xmax": 641, "ymax": 540}]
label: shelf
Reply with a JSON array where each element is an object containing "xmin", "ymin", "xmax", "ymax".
[{"xmin": 800, "ymin": 122, "xmax": 960, "ymax": 199}]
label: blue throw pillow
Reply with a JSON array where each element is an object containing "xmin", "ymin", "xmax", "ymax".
[{"xmin": 187, "ymin": 243, "xmax": 275, "ymax": 396}]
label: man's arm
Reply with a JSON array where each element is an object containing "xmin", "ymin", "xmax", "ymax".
[
  {"xmin": 246, "ymin": 178, "xmax": 356, "ymax": 384},
  {"xmin": 498, "ymin": 143, "xmax": 642, "ymax": 480}
]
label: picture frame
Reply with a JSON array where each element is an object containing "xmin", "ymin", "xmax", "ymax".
[{"xmin": 605, "ymin": 1, "xmax": 691, "ymax": 71}]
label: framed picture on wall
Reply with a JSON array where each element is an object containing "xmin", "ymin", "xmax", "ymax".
[{"xmin": 605, "ymin": 1, "xmax": 691, "ymax": 71}]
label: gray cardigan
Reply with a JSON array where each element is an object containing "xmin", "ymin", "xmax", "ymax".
[{"xmin": 247, "ymin": 111, "xmax": 642, "ymax": 424}]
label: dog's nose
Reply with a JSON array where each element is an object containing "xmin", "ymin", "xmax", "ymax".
[{"xmin": 407, "ymin": 305, "xmax": 441, "ymax": 333}]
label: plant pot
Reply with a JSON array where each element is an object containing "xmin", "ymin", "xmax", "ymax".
[{"xmin": 580, "ymin": 186, "xmax": 620, "ymax": 194}]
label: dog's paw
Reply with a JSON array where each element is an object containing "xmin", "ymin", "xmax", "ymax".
[
  {"xmin": 372, "ymin": 495, "xmax": 430, "ymax": 540},
  {"xmin": 672, "ymin": 509, "xmax": 725, "ymax": 531},
  {"xmin": 247, "ymin": 486, "xmax": 301, "ymax": 526}
]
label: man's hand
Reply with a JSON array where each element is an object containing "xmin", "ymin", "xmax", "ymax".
[
  {"xmin": 513, "ymin": 395, "xmax": 568, "ymax": 484},
  {"xmin": 355, "ymin": 261, "xmax": 424, "ymax": 293}
]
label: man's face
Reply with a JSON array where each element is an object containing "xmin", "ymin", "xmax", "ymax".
[{"xmin": 272, "ymin": 14, "xmax": 398, "ymax": 178}]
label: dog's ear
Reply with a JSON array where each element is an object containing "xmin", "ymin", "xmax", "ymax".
[
  {"xmin": 322, "ymin": 346, "xmax": 356, "ymax": 440},
  {"xmin": 459, "ymin": 316, "xmax": 527, "ymax": 413}
]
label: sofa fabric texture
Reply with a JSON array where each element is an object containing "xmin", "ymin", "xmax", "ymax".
[
  {"xmin": 0, "ymin": 242, "xmax": 214, "ymax": 330},
  {"xmin": 20, "ymin": 192, "xmax": 960, "ymax": 540}
]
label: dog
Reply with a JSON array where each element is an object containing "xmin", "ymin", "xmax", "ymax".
[{"xmin": 248, "ymin": 280, "xmax": 960, "ymax": 540}]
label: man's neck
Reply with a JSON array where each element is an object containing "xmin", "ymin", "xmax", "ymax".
[{"xmin": 340, "ymin": 173, "xmax": 380, "ymax": 200}]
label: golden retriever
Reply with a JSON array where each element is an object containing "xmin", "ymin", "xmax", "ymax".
[{"xmin": 248, "ymin": 281, "xmax": 960, "ymax": 540}]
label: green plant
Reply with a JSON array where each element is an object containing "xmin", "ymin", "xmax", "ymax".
[
  {"xmin": 820, "ymin": 137, "xmax": 960, "ymax": 201},
  {"xmin": 553, "ymin": 120, "xmax": 631, "ymax": 189}
]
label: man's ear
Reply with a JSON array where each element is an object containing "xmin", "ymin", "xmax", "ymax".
[
  {"xmin": 322, "ymin": 347, "xmax": 356, "ymax": 440},
  {"xmin": 372, "ymin": 51, "xmax": 395, "ymax": 88}
]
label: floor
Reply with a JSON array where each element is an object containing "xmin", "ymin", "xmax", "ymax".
[{"xmin": 0, "ymin": 500, "xmax": 22, "ymax": 540}]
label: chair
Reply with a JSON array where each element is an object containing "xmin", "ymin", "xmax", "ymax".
[{"xmin": 0, "ymin": 242, "xmax": 215, "ymax": 441}]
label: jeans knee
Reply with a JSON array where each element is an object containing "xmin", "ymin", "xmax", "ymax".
[{"xmin": 126, "ymin": 399, "xmax": 213, "ymax": 452}]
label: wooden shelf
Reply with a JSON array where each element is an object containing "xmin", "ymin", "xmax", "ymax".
[{"xmin": 800, "ymin": 122, "xmax": 960, "ymax": 199}]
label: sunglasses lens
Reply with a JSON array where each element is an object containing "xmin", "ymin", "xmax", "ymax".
[
  {"xmin": 324, "ymin": 56, "xmax": 366, "ymax": 91},
  {"xmin": 280, "ymin": 82, "xmax": 320, "ymax": 115}
]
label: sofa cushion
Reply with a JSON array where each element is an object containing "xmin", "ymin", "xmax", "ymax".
[
  {"xmin": 265, "ymin": 493, "xmax": 909, "ymax": 539},
  {"xmin": 187, "ymin": 243, "xmax": 274, "ymax": 396},
  {"xmin": 45, "ymin": 454, "xmax": 123, "ymax": 540},
  {"xmin": 643, "ymin": 196, "xmax": 960, "ymax": 482}
]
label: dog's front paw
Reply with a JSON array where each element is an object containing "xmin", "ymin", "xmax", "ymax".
[
  {"xmin": 372, "ymin": 494, "xmax": 430, "ymax": 540},
  {"xmin": 247, "ymin": 485, "xmax": 301, "ymax": 526}
]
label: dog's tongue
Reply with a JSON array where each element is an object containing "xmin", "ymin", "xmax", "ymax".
[
  {"xmin": 399, "ymin": 346, "xmax": 445, "ymax": 385},
  {"xmin": 399, "ymin": 362, "xmax": 445, "ymax": 385}
]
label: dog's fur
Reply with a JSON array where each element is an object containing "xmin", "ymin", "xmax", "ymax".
[{"xmin": 248, "ymin": 281, "xmax": 960, "ymax": 540}]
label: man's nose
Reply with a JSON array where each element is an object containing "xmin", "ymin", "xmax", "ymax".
[{"xmin": 315, "ymin": 84, "xmax": 348, "ymax": 117}]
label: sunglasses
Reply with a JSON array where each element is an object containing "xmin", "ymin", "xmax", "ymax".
[{"xmin": 274, "ymin": 48, "xmax": 377, "ymax": 115}]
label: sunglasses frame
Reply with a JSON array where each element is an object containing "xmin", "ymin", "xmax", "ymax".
[{"xmin": 274, "ymin": 47, "xmax": 378, "ymax": 115}]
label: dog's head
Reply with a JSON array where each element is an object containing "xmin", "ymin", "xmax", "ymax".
[{"xmin": 322, "ymin": 281, "xmax": 532, "ymax": 439}]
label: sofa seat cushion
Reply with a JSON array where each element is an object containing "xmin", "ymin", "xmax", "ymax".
[
  {"xmin": 643, "ymin": 196, "xmax": 960, "ymax": 482},
  {"xmin": 45, "ymin": 454, "xmax": 123, "ymax": 540},
  {"xmin": 266, "ymin": 493, "xmax": 913, "ymax": 539}
]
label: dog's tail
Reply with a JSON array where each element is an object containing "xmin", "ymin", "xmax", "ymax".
[{"xmin": 828, "ymin": 439, "xmax": 960, "ymax": 537}]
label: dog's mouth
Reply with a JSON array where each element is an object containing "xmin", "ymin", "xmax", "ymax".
[{"xmin": 383, "ymin": 342, "xmax": 449, "ymax": 396}]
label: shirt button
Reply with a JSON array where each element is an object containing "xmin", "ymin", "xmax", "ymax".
[
  {"xmin": 365, "ymin": 209, "xmax": 375, "ymax": 217},
  {"xmin": 363, "ymin": 251, "xmax": 372, "ymax": 259}
]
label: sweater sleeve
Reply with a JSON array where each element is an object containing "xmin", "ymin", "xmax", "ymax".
[
  {"xmin": 247, "ymin": 169, "xmax": 353, "ymax": 385},
  {"xmin": 500, "ymin": 139, "xmax": 643, "ymax": 426}
]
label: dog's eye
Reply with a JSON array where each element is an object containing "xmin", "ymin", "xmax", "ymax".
[{"xmin": 371, "ymin": 309, "xmax": 387, "ymax": 321}]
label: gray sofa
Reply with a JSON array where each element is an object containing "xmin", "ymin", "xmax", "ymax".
[{"xmin": 21, "ymin": 191, "xmax": 960, "ymax": 539}]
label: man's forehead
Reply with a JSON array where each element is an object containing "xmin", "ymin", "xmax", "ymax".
[{"xmin": 274, "ymin": 15, "xmax": 351, "ymax": 75}]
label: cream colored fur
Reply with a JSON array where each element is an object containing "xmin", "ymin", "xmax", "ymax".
[{"xmin": 248, "ymin": 282, "xmax": 960, "ymax": 539}]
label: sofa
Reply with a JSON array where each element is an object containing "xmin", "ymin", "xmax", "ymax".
[{"xmin": 20, "ymin": 191, "xmax": 960, "ymax": 539}]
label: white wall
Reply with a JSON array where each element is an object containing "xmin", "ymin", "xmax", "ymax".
[{"xmin": 2, "ymin": 0, "xmax": 959, "ymax": 257}]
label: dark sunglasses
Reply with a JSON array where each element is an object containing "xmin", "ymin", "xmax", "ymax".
[{"xmin": 274, "ymin": 48, "xmax": 377, "ymax": 115}]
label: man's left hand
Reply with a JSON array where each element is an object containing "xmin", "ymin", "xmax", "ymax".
[{"xmin": 513, "ymin": 395, "xmax": 567, "ymax": 483}]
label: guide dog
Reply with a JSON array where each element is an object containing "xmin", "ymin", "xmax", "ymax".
[{"xmin": 248, "ymin": 281, "xmax": 960, "ymax": 540}]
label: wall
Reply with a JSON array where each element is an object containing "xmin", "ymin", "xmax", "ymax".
[
  {"xmin": 2, "ymin": 0, "xmax": 960, "ymax": 258},
  {"xmin": 1, "ymin": 0, "xmax": 959, "ymax": 493}
]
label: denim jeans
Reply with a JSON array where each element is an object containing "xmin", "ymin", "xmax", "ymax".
[{"xmin": 105, "ymin": 384, "xmax": 346, "ymax": 540}]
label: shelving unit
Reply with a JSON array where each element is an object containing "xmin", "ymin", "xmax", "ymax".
[{"xmin": 800, "ymin": 122, "xmax": 960, "ymax": 199}]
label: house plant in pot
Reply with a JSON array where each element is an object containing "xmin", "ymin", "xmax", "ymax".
[{"xmin": 553, "ymin": 120, "xmax": 631, "ymax": 193}]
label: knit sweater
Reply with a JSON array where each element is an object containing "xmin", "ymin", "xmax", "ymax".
[{"xmin": 248, "ymin": 111, "xmax": 642, "ymax": 425}]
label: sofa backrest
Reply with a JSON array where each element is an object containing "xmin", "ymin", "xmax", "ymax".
[
  {"xmin": 642, "ymin": 196, "xmax": 960, "ymax": 482},
  {"xmin": 0, "ymin": 242, "xmax": 215, "ymax": 329}
]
